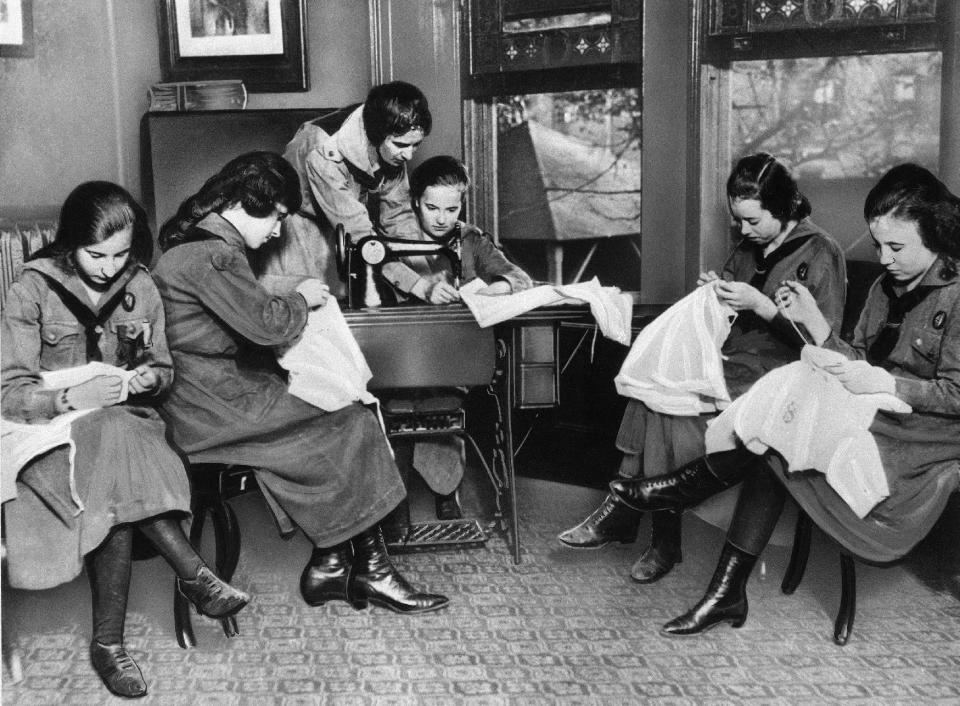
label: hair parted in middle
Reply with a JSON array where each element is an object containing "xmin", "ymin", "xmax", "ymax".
[
  {"xmin": 362, "ymin": 81, "xmax": 432, "ymax": 147},
  {"xmin": 727, "ymin": 152, "xmax": 811, "ymax": 227},
  {"xmin": 32, "ymin": 181, "xmax": 153, "ymax": 271},
  {"xmin": 159, "ymin": 151, "xmax": 301, "ymax": 251},
  {"xmin": 409, "ymin": 155, "xmax": 470, "ymax": 204}
]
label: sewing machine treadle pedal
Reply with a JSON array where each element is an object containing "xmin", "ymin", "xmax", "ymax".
[{"xmin": 386, "ymin": 518, "xmax": 489, "ymax": 553}]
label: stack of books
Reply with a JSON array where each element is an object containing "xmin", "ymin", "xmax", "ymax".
[{"xmin": 148, "ymin": 80, "xmax": 247, "ymax": 111}]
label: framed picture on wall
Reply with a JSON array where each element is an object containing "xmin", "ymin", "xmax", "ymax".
[
  {"xmin": 0, "ymin": 0, "xmax": 34, "ymax": 58},
  {"xmin": 157, "ymin": 0, "xmax": 308, "ymax": 92}
]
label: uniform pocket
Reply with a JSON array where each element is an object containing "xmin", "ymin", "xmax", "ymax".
[
  {"xmin": 39, "ymin": 322, "xmax": 84, "ymax": 370},
  {"xmin": 906, "ymin": 329, "xmax": 942, "ymax": 377}
]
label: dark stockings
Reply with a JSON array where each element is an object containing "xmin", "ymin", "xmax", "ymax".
[
  {"xmin": 726, "ymin": 459, "xmax": 788, "ymax": 556},
  {"xmin": 86, "ymin": 526, "xmax": 133, "ymax": 645},
  {"xmin": 137, "ymin": 514, "xmax": 203, "ymax": 579}
]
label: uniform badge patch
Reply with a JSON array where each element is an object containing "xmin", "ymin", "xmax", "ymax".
[
  {"xmin": 122, "ymin": 292, "xmax": 136, "ymax": 311},
  {"xmin": 796, "ymin": 262, "xmax": 809, "ymax": 281},
  {"xmin": 933, "ymin": 311, "xmax": 946, "ymax": 330}
]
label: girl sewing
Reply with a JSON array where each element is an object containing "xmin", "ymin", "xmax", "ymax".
[
  {"xmin": 153, "ymin": 151, "xmax": 449, "ymax": 618},
  {"xmin": 1, "ymin": 181, "xmax": 249, "ymax": 698},
  {"xmin": 558, "ymin": 153, "xmax": 847, "ymax": 586},
  {"xmin": 376, "ymin": 155, "xmax": 533, "ymax": 523},
  {"xmin": 609, "ymin": 162, "xmax": 960, "ymax": 635}
]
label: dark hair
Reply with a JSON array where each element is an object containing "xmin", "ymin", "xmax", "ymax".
[
  {"xmin": 864, "ymin": 163, "xmax": 960, "ymax": 277},
  {"xmin": 409, "ymin": 155, "xmax": 469, "ymax": 203},
  {"xmin": 727, "ymin": 152, "xmax": 811, "ymax": 226},
  {"xmin": 160, "ymin": 151, "xmax": 300, "ymax": 250},
  {"xmin": 362, "ymin": 81, "xmax": 432, "ymax": 147},
  {"xmin": 32, "ymin": 181, "xmax": 153, "ymax": 270}
]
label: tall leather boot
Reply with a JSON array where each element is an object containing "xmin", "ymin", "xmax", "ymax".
[
  {"xmin": 630, "ymin": 510, "xmax": 682, "ymax": 583},
  {"xmin": 347, "ymin": 526, "xmax": 449, "ymax": 614},
  {"xmin": 86, "ymin": 526, "xmax": 147, "ymax": 699},
  {"xmin": 138, "ymin": 514, "xmax": 250, "ymax": 619},
  {"xmin": 301, "ymin": 541, "xmax": 353, "ymax": 606},
  {"xmin": 661, "ymin": 461, "xmax": 786, "ymax": 636},
  {"xmin": 558, "ymin": 493, "xmax": 642, "ymax": 548},
  {"xmin": 609, "ymin": 448, "xmax": 756, "ymax": 512},
  {"xmin": 660, "ymin": 541, "xmax": 756, "ymax": 636}
]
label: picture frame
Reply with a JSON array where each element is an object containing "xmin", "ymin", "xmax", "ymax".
[
  {"xmin": 0, "ymin": 0, "xmax": 34, "ymax": 58},
  {"xmin": 157, "ymin": 0, "xmax": 308, "ymax": 93}
]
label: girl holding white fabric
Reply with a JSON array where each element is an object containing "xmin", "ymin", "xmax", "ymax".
[
  {"xmin": 558, "ymin": 154, "xmax": 847, "ymax": 585},
  {"xmin": 1, "ymin": 182, "xmax": 249, "ymax": 698},
  {"xmin": 611, "ymin": 163, "xmax": 960, "ymax": 635},
  {"xmin": 154, "ymin": 152, "xmax": 449, "ymax": 617}
]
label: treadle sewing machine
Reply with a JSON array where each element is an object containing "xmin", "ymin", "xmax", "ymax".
[{"xmin": 336, "ymin": 223, "xmax": 514, "ymax": 555}]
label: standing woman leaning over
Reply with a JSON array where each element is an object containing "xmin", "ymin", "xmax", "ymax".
[
  {"xmin": 258, "ymin": 81, "xmax": 431, "ymax": 296},
  {"xmin": 1, "ymin": 182, "xmax": 249, "ymax": 698},
  {"xmin": 153, "ymin": 151, "xmax": 448, "ymax": 616},
  {"xmin": 616, "ymin": 163, "xmax": 960, "ymax": 635},
  {"xmin": 558, "ymin": 154, "xmax": 847, "ymax": 585}
]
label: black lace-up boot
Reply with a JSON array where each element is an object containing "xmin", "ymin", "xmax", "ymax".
[
  {"xmin": 630, "ymin": 510, "xmax": 682, "ymax": 583},
  {"xmin": 301, "ymin": 541, "xmax": 353, "ymax": 606},
  {"xmin": 557, "ymin": 493, "xmax": 642, "ymax": 548},
  {"xmin": 660, "ymin": 541, "xmax": 756, "ymax": 636},
  {"xmin": 610, "ymin": 449, "xmax": 755, "ymax": 512},
  {"xmin": 347, "ymin": 526, "xmax": 449, "ymax": 614}
]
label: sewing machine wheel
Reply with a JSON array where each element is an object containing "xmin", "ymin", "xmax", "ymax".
[{"xmin": 358, "ymin": 236, "xmax": 387, "ymax": 266}]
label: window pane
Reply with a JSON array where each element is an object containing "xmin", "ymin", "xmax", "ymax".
[
  {"xmin": 495, "ymin": 89, "xmax": 642, "ymax": 284},
  {"xmin": 730, "ymin": 52, "xmax": 941, "ymax": 178}
]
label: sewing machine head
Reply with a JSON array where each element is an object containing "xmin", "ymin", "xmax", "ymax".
[{"xmin": 336, "ymin": 224, "xmax": 462, "ymax": 308}]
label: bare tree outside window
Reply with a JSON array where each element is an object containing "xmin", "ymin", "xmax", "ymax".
[
  {"xmin": 730, "ymin": 52, "xmax": 941, "ymax": 179},
  {"xmin": 496, "ymin": 89, "xmax": 642, "ymax": 242}
]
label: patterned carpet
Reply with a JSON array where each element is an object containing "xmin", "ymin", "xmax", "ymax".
[{"xmin": 3, "ymin": 477, "xmax": 959, "ymax": 705}]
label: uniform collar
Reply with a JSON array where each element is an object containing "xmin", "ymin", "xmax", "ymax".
[
  {"xmin": 24, "ymin": 257, "xmax": 139, "ymax": 312},
  {"xmin": 195, "ymin": 212, "xmax": 247, "ymax": 250},
  {"xmin": 889, "ymin": 255, "xmax": 958, "ymax": 295},
  {"xmin": 325, "ymin": 105, "xmax": 382, "ymax": 178}
]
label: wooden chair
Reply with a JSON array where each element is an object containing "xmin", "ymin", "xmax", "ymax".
[
  {"xmin": 780, "ymin": 512, "xmax": 858, "ymax": 645},
  {"xmin": 173, "ymin": 463, "xmax": 265, "ymax": 649},
  {"xmin": 782, "ymin": 495, "xmax": 959, "ymax": 646}
]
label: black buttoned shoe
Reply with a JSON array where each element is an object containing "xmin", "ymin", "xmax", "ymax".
[
  {"xmin": 177, "ymin": 565, "xmax": 250, "ymax": 619},
  {"xmin": 90, "ymin": 640, "xmax": 147, "ymax": 699}
]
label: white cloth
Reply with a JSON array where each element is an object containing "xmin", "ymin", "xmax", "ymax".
[
  {"xmin": 460, "ymin": 277, "xmax": 633, "ymax": 345},
  {"xmin": 1, "ymin": 363, "xmax": 136, "ymax": 507},
  {"xmin": 1, "ymin": 410, "xmax": 92, "ymax": 507},
  {"xmin": 614, "ymin": 283, "xmax": 736, "ymax": 415},
  {"xmin": 278, "ymin": 298, "xmax": 378, "ymax": 412},
  {"xmin": 705, "ymin": 345, "xmax": 912, "ymax": 518}
]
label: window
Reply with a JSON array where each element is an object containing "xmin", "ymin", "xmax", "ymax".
[
  {"xmin": 494, "ymin": 88, "xmax": 642, "ymax": 286},
  {"xmin": 730, "ymin": 52, "xmax": 941, "ymax": 179}
]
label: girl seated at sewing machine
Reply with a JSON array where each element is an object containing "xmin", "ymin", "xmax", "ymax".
[
  {"xmin": 381, "ymin": 154, "xmax": 533, "ymax": 304},
  {"xmin": 377, "ymin": 155, "xmax": 533, "ymax": 524}
]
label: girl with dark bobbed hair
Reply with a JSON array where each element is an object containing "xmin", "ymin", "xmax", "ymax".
[
  {"xmin": 611, "ymin": 163, "xmax": 960, "ymax": 636},
  {"xmin": 257, "ymin": 81, "xmax": 433, "ymax": 297},
  {"xmin": 154, "ymin": 152, "xmax": 449, "ymax": 621},
  {"xmin": 3, "ymin": 181, "xmax": 249, "ymax": 699},
  {"xmin": 558, "ymin": 153, "xmax": 846, "ymax": 587}
]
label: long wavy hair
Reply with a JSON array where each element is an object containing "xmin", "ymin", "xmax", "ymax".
[
  {"xmin": 159, "ymin": 151, "xmax": 301, "ymax": 251},
  {"xmin": 31, "ymin": 181, "xmax": 152, "ymax": 271},
  {"xmin": 864, "ymin": 163, "xmax": 960, "ymax": 279},
  {"xmin": 727, "ymin": 152, "xmax": 812, "ymax": 228}
]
